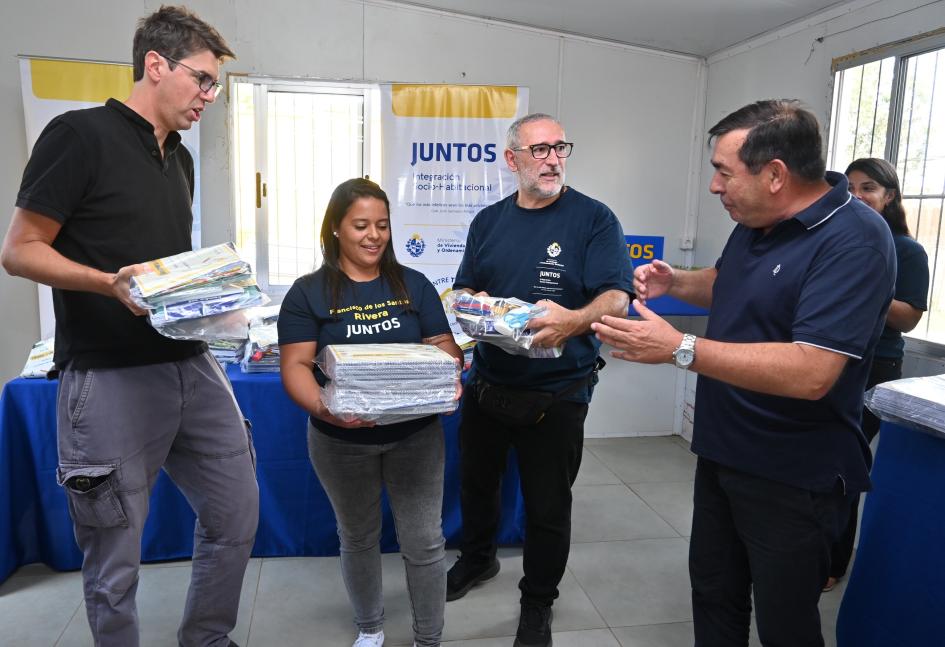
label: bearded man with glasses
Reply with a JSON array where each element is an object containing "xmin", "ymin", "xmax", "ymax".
[
  {"xmin": 447, "ymin": 113, "xmax": 632, "ymax": 647},
  {"xmin": 1, "ymin": 6, "xmax": 257, "ymax": 646}
]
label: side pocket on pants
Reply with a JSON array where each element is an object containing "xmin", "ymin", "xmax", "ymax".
[{"xmin": 57, "ymin": 464, "xmax": 128, "ymax": 528}]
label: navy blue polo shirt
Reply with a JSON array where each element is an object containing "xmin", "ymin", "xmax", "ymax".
[
  {"xmin": 453, "ymin": 187, "xmax": 633, "ymax": 400},
  {"xmin": 692, "ymin": 172, "xmax": 896, "ymax": 493}
]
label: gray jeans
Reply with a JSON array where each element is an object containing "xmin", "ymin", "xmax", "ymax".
[
  {"xmin": 56, "ymin": 351, "xmax": 259, "ymax": 647},
  {"xmin": 309, "ymin": 420, "xmax": 446, "ymax": 647}
]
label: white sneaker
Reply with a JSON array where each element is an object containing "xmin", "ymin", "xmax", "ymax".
[{"xmin": 353, "ymin": 630, "xmax": 384, "ymax": 647}]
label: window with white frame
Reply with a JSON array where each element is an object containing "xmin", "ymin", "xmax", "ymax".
[
  {"xmin": 231, "ymin": 78, "xmax": 381, "ymax": 296},
  {"xmin": 828, "ymin": 35, "xmax": 945, "ymax": 345}
]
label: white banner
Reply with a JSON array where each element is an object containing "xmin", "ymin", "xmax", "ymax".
[
  {"xmin": 18, "ymin": 57, "xmax": 201, "ymax": 338},
  {"xmin": 380, "ymin": 84, "xmax": 528, "ymax": 306}
]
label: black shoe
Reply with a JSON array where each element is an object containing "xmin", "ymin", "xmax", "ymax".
[
  {"xmin": 445, "ymin": 556, "xmax": 500, "ymax": 601},
  {"xmin": 513, "ymin": 601, "xmax": 553, "ymax": 647}
]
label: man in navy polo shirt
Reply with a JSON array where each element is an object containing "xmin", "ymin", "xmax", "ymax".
[
  {"xmin": 1, "ymin": 7, "xmax": 257, "ymax": 646},
  {"xmin": 592, "ymin": 100, "xmax": 895, "ymax": 646},
  {"xmin": 446, "ymin": 113, "xmax": 632, "ymax": 647}
]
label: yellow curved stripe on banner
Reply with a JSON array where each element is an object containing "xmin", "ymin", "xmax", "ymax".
[
  {"xmin": 30, "ymin": 59, "xmax": 133, "ymax": 103},
  {"xmin": 391, "ymin": 85, "xmax": 518, "ymax": 118}
]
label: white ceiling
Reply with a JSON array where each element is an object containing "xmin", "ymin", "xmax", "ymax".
[{"xmin": 393, "ymin": 0, "xmax": 848, "ymax": 57}]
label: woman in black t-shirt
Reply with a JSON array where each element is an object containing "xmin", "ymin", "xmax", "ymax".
[{"xmin": 279, "ymin": 178, "xmax": 462, "ymax": 647}]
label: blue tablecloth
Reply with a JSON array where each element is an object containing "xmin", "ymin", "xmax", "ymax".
[
  {"xmin": 0, "ymin": 365, "xmax": 525, "ymax": 584},
  {"xmin": 836, "ymin": 421, "xmax": 945, "ymax": 646}
]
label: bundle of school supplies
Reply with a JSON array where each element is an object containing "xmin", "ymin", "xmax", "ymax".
[
  {"xmin": 240, "ymin": 307, "xmax": 280, "ymax": 373},
  {"xmin": 130, "ymin": 243, "xmax": 269, "ymax": 340},
  {"xmin": 445, "ymin": 292, "xmax": 564, "ymax": 358},
  {"xmin": 865, "ymin": 374, "xmax": 945, "ymax": 438},
  {"xmin": 316, "ymin": 343, "xmax": 460, "ymax": 424}
]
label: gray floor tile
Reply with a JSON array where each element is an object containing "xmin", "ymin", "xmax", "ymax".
[
  {"xmin": 0, "ymin": 565, "xmax": 82, "ymax": 647},
  {"xmin": 443, "ymin": 628, "xmax": 622, "ymax": 647},
  {"xmin": 571, "ymin": 485, "xmax": 678, "ymax": 543},
  {"xmin": 442, "ymin": 638, "xmax": 513, "ymax": 646},
  {"xmin": 575, "ymin": 448, "xmax": 622, "ymax": 486},
  {"xmin": 612, "ymin": 622, "xmax": 694, "ymax": 647},
  {"xmin": 551, "ymin": 628, "xmax": 623, "ymax": 646},
  {"xmin": 585, "ymin": 438, "xmax": 697, "ymax": 484},
  {"xmin": 444, "ymin": 549, "xmax": 606, "ymax": 642},
  {"xmin": 248, "ymin": 555, "xmax": 359, "ymax": 646},
  {"xmin": 627, "ymin": 481, "xmax": 694, "ymax": 537},
  {"xmin": 55, "ymin": 558, "xmax": 261, "ymax": 647},
  {"xmin": 568, "ymin": 539, "xmax": 692, "ymax": 628}
]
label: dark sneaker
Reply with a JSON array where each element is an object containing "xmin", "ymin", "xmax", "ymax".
[
  {"xmin": 445, "ymin": 556, "xmax": 500, "ymax": 601},
  {"xmin": 513, "ymin": 602, "xmax": 553, "ymax": 647}
]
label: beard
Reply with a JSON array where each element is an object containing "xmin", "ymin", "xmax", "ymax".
[{"xmin": 518, "ymin": 165, "xmax": 565, "ymax": 199}]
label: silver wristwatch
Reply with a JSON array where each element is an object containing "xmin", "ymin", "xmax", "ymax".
[{"xmin": 672, "ymin": 334, "xmax": 697, "ymax": 369}]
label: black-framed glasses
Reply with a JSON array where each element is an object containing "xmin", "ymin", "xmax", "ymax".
[
  {"xmin": 161, "ymin": 54, "xmax": 222, "ymax": 97},
  {"xmin": 510, "ymin": 142, "xmax": 574, "ymax": 160}
]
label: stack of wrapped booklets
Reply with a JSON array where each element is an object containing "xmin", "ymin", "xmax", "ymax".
[
  {"xmin": 130, "ymin": 243, "xmax": 269, "ymax": 340},
  {"xmin": 864, "ymin": 374, "xmax": 945, "ymax": 439},
  {"xmin": 446, "ymin": 292, "xmax": 563, "ymax": 358},
  {"xmin": 317, "ymin": 343, "xmax": 459, "ymax": 424},
  {"xmin": 241, "ymin": 308, "xmax": 280, "ymax": 373},
  {"xmin": 208, "ymin": 339, "xmax": 246, "ymax": 365}
]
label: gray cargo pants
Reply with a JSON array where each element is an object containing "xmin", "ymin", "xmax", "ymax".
[{"xmin": 56, "ymin": 351, "xmax": 259, "ymax": 647}]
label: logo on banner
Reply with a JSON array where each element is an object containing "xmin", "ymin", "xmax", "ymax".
[
  {"xmin": 405, "ymin": 233, "xmax": 426, "ymax": 257},
  {"xmin": 546, "ymin": 242, "xmax": 562, "ymax": 258}
]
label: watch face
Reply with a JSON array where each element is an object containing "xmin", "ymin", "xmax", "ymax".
[{"xmin": 675, "ymin": 349, "xmax": 694, "ymax": 366}]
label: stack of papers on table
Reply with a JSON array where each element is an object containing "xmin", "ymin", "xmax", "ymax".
[
  {"xmin": 131, "ymin": 243, "xmax": 269, "ymax": 339},
  {"xmin": 208, "ymin": 339, "xmax": 246, "ymax": 364},
  {"xmin": 318, "ymin": 343, "xmax": 459, "ymax": 424},
  {"xmin": 20, "ymin": 338, "xmax": 55, "ymax": 378},
  {"xmin": 865, "ymin": 374, "xmax": 945, "ymax": 438}
]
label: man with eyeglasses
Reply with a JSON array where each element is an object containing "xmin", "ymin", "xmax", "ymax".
[
  {"xmin": 1, "ymin": 6, "xmax": 257, "ymax": 647},
  {"xmin": 447, "ymin": 113, "xmax": 632, "ymax": 646}
]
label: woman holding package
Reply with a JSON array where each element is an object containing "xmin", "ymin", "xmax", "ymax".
[
  {"xmin": 825, "ymin": 158, "xmax": 930, "ymax": 591},
  {"xmin": 279, "ymin": 178, "xmax": 463, "ymax": 647}
]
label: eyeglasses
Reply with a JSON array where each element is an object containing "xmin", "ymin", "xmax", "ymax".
[
  {"xmin": 161, "ymin": 54, "xmax": 222, "ymax": 97},
  {"xmin": 510, "ymin": 142, "xmax": 574, "ymax": 160}
]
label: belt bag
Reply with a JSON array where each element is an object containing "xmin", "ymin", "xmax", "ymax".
[{"xmin": 475, "ymin": 357, "xmax": 605, "ymax": 426}]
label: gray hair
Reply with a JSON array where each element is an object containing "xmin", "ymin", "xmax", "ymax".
[{"xmin": 506, "ymin": 113, "xmax": 563, "ymax": 149}]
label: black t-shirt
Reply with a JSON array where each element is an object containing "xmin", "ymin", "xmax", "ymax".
[
  {"xmin": 15, "ymin": 99, "xmax": 204, "ymax": 369},
  {"xmin": 453, "ymin": 187, "xmax": 633, "ymax": 400},
  {"xmin": 278, "ymin": 266, "xmax": 452, "ymax": 444},
  {"xmin": 875, "ymin": 233, "xmax": 929, "ymax": 359}
]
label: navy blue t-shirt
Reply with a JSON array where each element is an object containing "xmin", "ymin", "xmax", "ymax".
[
  {"xmin": 875, "ymin": 233, "xmax": 928, "ymax": 359},
  {"xmin": 278, "ymin": 266, "xmax": 452, "ymax": 444},
  {"xmin": 454, "ymin": 186, "xmax": 633, "ymax": 400},
  {"xmin": 692, "ymin": 172, "xmax": 896, "ymax": 493}
]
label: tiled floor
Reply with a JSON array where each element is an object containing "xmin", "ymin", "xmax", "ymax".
[{"xmin": 0, "ymin": 436, "xmax": 849, "ymax": 646}]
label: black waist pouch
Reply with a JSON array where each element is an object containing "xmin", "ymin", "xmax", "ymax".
[{"xmin": 474, "ymin": 357, "xmax": 605, "ymax": 426}]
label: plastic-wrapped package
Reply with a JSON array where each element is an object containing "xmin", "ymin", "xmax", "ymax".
[
  {"xmin": 155, "ymin": 308, "xmax": 251, "ymax": 341},
  {"xmin": 240, "ymin": 314, "xmax": 280, "ymax": 373},
  {"xmin": 445, "ymin": 292, "xmax": 564, "ymax": 358},
  {"xmin": 864, "ymin": 375, "xmax": 945, "ymax": 439},
  {"xmin": 316, "ymin": 343, "xmax": 460, "ymax": 424},
  {"xmin": 130, "ymin": 243, "xmax": 269, "ymax": 341}
]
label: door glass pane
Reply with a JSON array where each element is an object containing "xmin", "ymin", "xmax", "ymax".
[{"xmin": 266, "ymin": 91, "xmax": 364, "ymax": 286}]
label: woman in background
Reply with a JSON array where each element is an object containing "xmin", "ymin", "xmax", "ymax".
[
  {"xmin": 278, "ymin": 178, "xmax": 463, "ymax": 647},
  {"xmin": 826, "ymin": 158, "xmax": 930, "ymax": 591}
]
